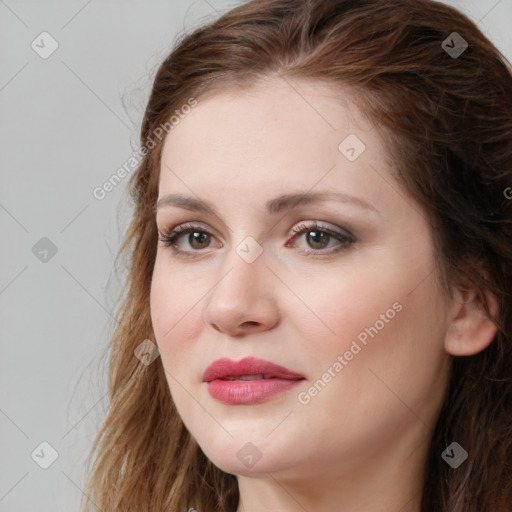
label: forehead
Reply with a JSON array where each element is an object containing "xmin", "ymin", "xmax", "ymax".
[{"xmin": 159, "ymin": 77, "xmax": 380, "ymax": 185}]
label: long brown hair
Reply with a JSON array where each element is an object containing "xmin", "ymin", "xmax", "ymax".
[{"xmin": 81, "ymin": 1, "xmax": 512, "ymax": 510}]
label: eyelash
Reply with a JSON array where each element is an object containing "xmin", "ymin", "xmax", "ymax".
[{"xmin": 157, "ymin": 221, "xmax": 355, "ymax": 259}]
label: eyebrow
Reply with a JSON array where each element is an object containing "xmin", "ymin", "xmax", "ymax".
[{"xmin": 156, "ymin": 191, "xmax": 379, "ymax": 216}]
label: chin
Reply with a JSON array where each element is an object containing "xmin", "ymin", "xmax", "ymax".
[{"xmin": 196, "ymin": 438, "xmax": 280, "ymax": 476}]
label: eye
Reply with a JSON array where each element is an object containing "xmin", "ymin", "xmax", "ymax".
[
  {"xmin": 286, "ymin": 221, "xmax": 355, "ymax": 256},
  {"xmin": 158, "ymin": 222, "xmax": 219, "ymax": 257}
]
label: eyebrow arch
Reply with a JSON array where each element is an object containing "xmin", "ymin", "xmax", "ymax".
[{"xmin": 156, "ymin": 191, "xmax": 379, "ymax": 216}]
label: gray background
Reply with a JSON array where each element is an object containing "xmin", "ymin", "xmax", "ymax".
[{"xmin": 1, "ymin": 0, "xmax": 510, "ymax": 510}]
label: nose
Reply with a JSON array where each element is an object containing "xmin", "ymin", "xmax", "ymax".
[{"xmin": 203, "ymin": 244, "xmax": 280, "ymax": 337}]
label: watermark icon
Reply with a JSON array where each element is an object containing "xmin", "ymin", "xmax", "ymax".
[
  {"xmin": 504, "ymin": 187, "xmax": 512, "ymax": 200},
  {"xmin": 31, "ymin": 441, "xmax": 59, "ymax": 469},
  {"xmin": 134, "ymin": 339, "xmax": 160, "ymax": 366},
  {"xmin": 92, "ymin": 98, "xmax": 198, "ymax": 200},
  {"xmin": 236, "ymin": 236, "xmax": 263, "ymax": 263},
  {"xmin": 338, "ymin": 133, "xmax": 366, "ymax": 161},
  {"xmin": 32, "ymin": 237, "xmax": 58, "ymax": 263},
  {"xmin": 441, "ymin": 32, "xmax": 468, "ymax": 59},
  {"xmin": 442, "ymin": 442, "xmax": 468, "ymax": 468},
  {"xmin": 236, "ymin": 441, "xmax": 263, "ymax": 468},
  {"xmin": 298, "ymin": 301, "xmax": 403, "ymax": 405},
  {"xmin": 31, "ymin": 31, "xmax": 59, "ymax": 59}
]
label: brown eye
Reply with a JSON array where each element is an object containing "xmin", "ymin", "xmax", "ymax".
[
  {"xmin": 288, "ymin": 221, "xmax": 355, "ymax": 256},
  {"xmin": 158, "ymin": 223, "xmax": 218, "ymax": 255},
  {"xmin": 305, "ymin": 230, "xmax": 330, "ymax": 250},
  {"xmin": 188, "ymin": 231, "xmax": 211, "ymax": 249}
]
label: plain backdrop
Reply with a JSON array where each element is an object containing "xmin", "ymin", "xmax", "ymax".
[{"xmin": 1, "ymin": 0, "xmax": 511, "ymax": 510}]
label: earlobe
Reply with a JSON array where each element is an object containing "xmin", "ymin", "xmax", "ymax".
[{"xmin": 444, "ymin": 287, "xmax": 499, "ymax": 357}]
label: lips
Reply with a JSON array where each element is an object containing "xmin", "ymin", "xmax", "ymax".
[
  {"xmin": 203, "ymin": 357, "xmax": 304, "ymax": 383},
  {"xmin": 203, "ymin": 357, "xmax": 305, "ymax": 405}
]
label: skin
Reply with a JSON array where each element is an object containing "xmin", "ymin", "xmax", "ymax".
[{"xmin": 150, "ymin": 75, "xmax": 497, "ymax": 512}]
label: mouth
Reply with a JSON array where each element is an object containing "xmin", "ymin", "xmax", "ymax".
[{"xmin": 203, "ymin": 357, "xmax": 305, "ymax": 405}]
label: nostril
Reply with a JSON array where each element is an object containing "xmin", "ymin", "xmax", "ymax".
[{"xmin": 240, "ymin": 321, "xmax": 261, "ymax": 330}]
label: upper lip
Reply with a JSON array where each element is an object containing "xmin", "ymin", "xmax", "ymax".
[{"xmin": 203, "ymin": 357, "xmax": 305, "ymax": 382}]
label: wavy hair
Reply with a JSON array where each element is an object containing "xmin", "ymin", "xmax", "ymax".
[{"xmin": 81, "ymin": 0, "xmax": 512, "ymax": 510}]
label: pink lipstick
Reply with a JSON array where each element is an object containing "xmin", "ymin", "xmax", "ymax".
[{"xmin": 203, "ymin": 357, "xmax": 304, "ymax": 405}]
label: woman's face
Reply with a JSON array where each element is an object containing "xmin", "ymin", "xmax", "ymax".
[{"xmin": 150, "ymin": 76, "xmax": 453, "ymax": 485}]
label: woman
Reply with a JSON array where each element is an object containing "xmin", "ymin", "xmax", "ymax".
[{"xmin": 81, "ymin": 0, "xmax": 512, "ymax": 510}]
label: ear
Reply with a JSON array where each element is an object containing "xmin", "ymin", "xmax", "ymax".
[{"xmin": 444, "ymin": 286, "xmax": 499, "ymax": 356}]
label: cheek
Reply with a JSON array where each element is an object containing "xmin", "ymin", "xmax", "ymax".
[
  {"xmin": 284, "ymin": 260, "xmax": 406, "ymax": 351},
  {"xmin": 289, "ymin": 252, "xmax": 448, "ymax": 399},
  {"xmin": 293, "ymin": 265, "xmax": 448, "ymax": 436},
  {"xmin": 149, "ymin": 260, "xmax": 208, "ymax": 425},
  {"xmin": 293, "ymin": 239, "xmax": 443, "ymax": 351},
  {"xmin": 149, "ymin": 258, "xmax": 204, "ymax": 366}
]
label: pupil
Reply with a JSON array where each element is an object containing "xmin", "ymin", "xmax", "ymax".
[{"xmin": 307, "ymin": 230, "xmax": 328, "ymax": 249}]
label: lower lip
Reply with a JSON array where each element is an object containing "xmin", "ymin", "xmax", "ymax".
[{"xmin": 207, "ymin": 378, "xmax": 303, "ymax": 405}]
